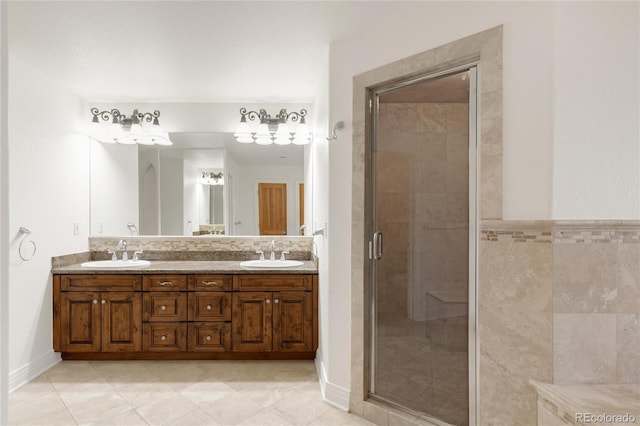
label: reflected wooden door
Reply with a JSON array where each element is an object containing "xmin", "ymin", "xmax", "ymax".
[{"xmin": 258, "ymin": 183, "xmax": 287, "ymax": 235}]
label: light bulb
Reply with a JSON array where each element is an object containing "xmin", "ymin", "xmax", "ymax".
[{"xmin": 255, "ymin": 136, "xmax": 273, "ymax": 145}]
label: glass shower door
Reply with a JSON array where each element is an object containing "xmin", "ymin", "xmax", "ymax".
[{"xmin": 368, "ymin": 67, "xmax": 476, "ymax": 426}]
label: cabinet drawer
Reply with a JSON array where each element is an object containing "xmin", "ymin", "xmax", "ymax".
[
  {"xmin": 143, "ymin": 275, "xmax": 187, "ymax": 291},
  {"xmin": 188, "ymin": 322, "xmax": 231, "ymax": 352},
  {"xmin": 233, "ymin": 275, "xmax": 312, "ymax": 291},
  {"xmin": 143, "ymin": 292, "xmax": 187, "ymax": 321},
  {"xmin": 189, "ymin": 275, "xmax": 232, "ymax": 291},
  {"xmin": 188, "ymin": 293, "xmax": 231, "ymax": 321},
  {"xmin": 61, "ymin": 275, "xmax": 141, "ymax": 291},
  {"xmin": 143, "ymin": 323, "xmax": 187, "ymax": 352}
]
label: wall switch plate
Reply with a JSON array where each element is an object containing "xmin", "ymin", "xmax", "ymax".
[{"xmin": 73, "ymin": 222, "xmax": 79, "ymax": 235}]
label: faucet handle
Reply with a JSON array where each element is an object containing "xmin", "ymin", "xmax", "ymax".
[
  {"xmin": 133, "ymin": 250, "xmax": 144, "ymax": 261},
  {"xmin": 255, "ymin": 250, "xmax": 265, "ymax": 261},
  {"xmin": 107, "ymin": 249, "xmax": 117, "ymax": 261},
  {"xmin": 280, "ymin": 250, "xmax": 289, "ymax": 261}
]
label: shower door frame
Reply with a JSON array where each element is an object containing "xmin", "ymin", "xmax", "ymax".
[{"xmin": 364, "ymin": 62, "xmax": 479, "ymax": 426}]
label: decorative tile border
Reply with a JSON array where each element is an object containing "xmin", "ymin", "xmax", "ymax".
[
  {"xmin": 480, "ymin": 220, "xmax": 640, "ymax": 244},
  {"xmin": 553, "ymin": 220, "xmax": 640, "ymax": 244},
  {"xmin": 480, "ymin": 220, "xmax": 553, "ymax": 243},
  {"xmin": 89, "ymin": 236, "xmax": 314, "ymax": 252}
]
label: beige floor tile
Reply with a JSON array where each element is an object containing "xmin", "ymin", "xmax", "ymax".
[
  {"xmin": 113, "ymin": 380, "xmax": 179, "ymax": 408},
  {"xmin": 165, "ymin": 409, "xmax": 221, "ymax": 426},
  {"xmin": 243, "ymin": 383, "xmax": 300, "ymax": 408},
  {"xmin": 63, "ymin": 392, "xmax": 132, "ymax": 425},
  {"xmin": 308, "ymin": 407, "xmax": 377, "ymax": 426},
  {"xmin": 88, "ymin": 408, "xmax": 150, "ymax": 425},
  {"xmin": 9, "ymin": 391, "xmax": 75, "ymax": 426},
  {"xmin": 134, "ymin": 393, "xmax": 199, "ymax": 426},
  {"xmin": 237, "ymin": 408, "xmax": 294, "ymax": 426},
  {"xmin": 269, "ymin": 395, "xmax": 331, "ymax": 425},
  {"xmin": 177, "ymin": 380, "xmax": 236, "ymax": 407},
  {"xmin": 201, "ymin": 391, "xmax": 263, "ymax": 425}
]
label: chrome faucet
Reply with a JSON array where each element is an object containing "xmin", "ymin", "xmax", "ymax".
[
  {"xmin": 117, "ymin": 240, "xmax": 128, "ymax": 261},
  {"xmin": 269, "ymin": 240, "xmax": 276, "ymax": 261}
]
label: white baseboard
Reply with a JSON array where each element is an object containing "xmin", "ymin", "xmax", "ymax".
[
  {"xmin": 315, "ymin": 357, "xmax": 350, "ymax": 411},
  {"xmin": 9, "ymin": 351, "xmax": 60, "ymax": 392}
]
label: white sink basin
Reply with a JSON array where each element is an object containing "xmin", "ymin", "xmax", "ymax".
[
  {"xmin": 240, "ymin": 259, "xmax": 304, "ymax": 268},
  {"xmin": 81, "ymin": 260, "xmax": 151, "ymax": 268}
]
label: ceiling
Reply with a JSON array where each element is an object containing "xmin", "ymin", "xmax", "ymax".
[{"xmin": 7, "ymin": 1, "xmax": 380, "ymax": 103}]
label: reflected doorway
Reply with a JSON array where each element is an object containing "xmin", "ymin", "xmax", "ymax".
[{"xmin": 258, "ymin": 182, "xmax": 287, "ymax": 235}]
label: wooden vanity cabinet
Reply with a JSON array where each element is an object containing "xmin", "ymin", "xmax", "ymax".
[
  {"xmin": 143, "ymin": 275, "xmax": 187, "ymax": 352},
  {"xmin": 54, "ymin": 271, "xmax": 317, "ymax": 359},
  {"xmin": 232, "ymin": 275, "xmax": 314, "ymax": 353},
  {"xmin": 54, "ymin": 275, "xmax": 142, "ymax": 353}
]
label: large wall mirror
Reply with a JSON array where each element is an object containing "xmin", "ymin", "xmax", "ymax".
[{"xmin": 90, "ymin": 131, "xmax": 309, "ymax": 236}]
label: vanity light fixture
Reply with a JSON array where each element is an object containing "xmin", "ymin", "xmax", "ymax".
[
  {"xmin": 201, "ymin": 172, "xmax": 224, "ymax": 186},
  {"xmin": 88, "ymin": 108, "xmax": 172, "ymax": 146},
  {"xmin": 233, "ymin": 108, "xmax": 311, "ymax": 145}
]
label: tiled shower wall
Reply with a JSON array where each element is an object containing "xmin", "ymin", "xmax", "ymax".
[
  {"xmin": 479, "ymin": 220, "xmax": 640, "ymax": 424},
  {"xmin": 376, "ymin": 102, "xmax": 469, "ymax": 318}
]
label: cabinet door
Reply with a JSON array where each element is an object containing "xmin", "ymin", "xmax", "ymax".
[
  {"xmin": 232, "ymin": 292, "xmax": 272, "ymax": 352},
  {"xmin": 102, "ymin": 292, "xmax": 142, "ymax": 352},
  {"xmin": 61, "ymin": 292, "xmax": 101, "ymax": 352},
  {"xmin": 273, "ymin": 292, "xmax": 313, "ymax": 352}
]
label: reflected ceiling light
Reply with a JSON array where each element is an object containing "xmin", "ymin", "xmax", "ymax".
[
  {"xmin": 89, "ymin": 108, "xmax": 172, "ymax": 146},
  {"xmin": 233, "ymin": 108, "xmax": 311, "ymax": 145},
  {"xmin": 201, "ymin": 172, "xmax": 224, "ymax": 186}
]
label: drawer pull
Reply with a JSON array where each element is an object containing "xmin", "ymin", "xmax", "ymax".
[
  {"xmin": 101, "ymin": 300, "xmax": 106, "ymax": 305},
  {"xmin": 206, "ymin": 305, "xmax": 213, "ymax": 311},
  {"xmin": 202, "ymin": 281, "xmax": 218, "ymax": 286},
  {"xmin": 158, "ymin": 281, "xmax": 173, "ymax": 286},
  {"xmin": 160, "ymin": 335, "xmax": 167, "ymax": 342},
  {"xmin": 160, "ymin": 305, "xmax": 167, "ymax": 311},
  {"xmin": 205, "ymin": 335, "xmax": 212, "ymax": 341},
  {"xmin": 266, "ymin": 299, "xmax": 271, "ymax": 304},
  {"xmin": 274, "ymin": 299, "xmax": 279, "ymax": 304},
  {"xmin": 93, "ymin": 300, "xmax": 98, "ymax": 304}
]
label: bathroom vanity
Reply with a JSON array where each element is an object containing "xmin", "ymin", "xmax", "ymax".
[{"xmin": 52, "ymin": 260, "xmax": 318, "ymax": 360}]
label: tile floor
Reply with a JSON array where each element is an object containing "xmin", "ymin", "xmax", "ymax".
[{"xmin": 9, "ymin": 360, "xmax": 375, "ymax": 426}]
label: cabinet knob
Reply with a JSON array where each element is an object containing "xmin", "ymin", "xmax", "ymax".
[
  {"xmin": 158, "ymin": 281, "xmax": 173, "ymax": 286},
  {"xmin": 161, "ymin": 335, "xmax": 167, "ymax": 342},
  {"xmin": 93, "ymin": 300, "xmax": 98, "ymax": 304},
  {"xmin": 205, "ymin": 335, "xmax": 212, "ymax": 341},
  {"xmin": 274, "ymin": 299, "xmax": 279, "ymax": 304},
  {"xmin": 202, "ymin": 281, "xmax": 217, "ymax": 286},
  {"xmin": 206, "ymin": 305, "xmax": 213, "ymax": 311},
  {"xmin": 160, "ymin": 305, "xmax": 167, "ymax": 311},
  {"xmin": 101, "ymin": 300, "xmax": 106, "ymax": 305},
  {"xmin": 266, "ymin": 299, "xmax": 271, "ymax": 304}
]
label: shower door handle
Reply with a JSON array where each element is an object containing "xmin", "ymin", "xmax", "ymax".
[{"xmin": 373, "ymin": 231, "xmax": 383, "ymax": 260}]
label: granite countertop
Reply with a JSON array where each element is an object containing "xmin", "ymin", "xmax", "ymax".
[
  {"xmin": 52, "ymin": 260, "xmax": 318, "ymax": 275},
  {"xmin": 531, "ymin": 381, "xmax": 640, "ymax": 425}
]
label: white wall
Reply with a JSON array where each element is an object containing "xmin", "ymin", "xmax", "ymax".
[
  {"xmin": 8, "ymin": 55, "xmax": 89, "ymax": 388},
  {"xmin": 552, "ymin": 2, "xmax": 640, "ymax": 219},
  {"xmin": 0, "ymin": 0, "xmax": 9, "ymax": 421},
  {"xmin": 183, "ymin": 159, "xmax": 199, "ymax": 235},
  {"xmin": 326, "ymin": 0, "xmax": 639, "ymax": 404},
  {"xmin": 160, "ymin": 157, "xmax": 183, "ymax": 235},
  {"xmin": 89, "ymin": 141, "xmax": 138, "ymax": 235}
]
